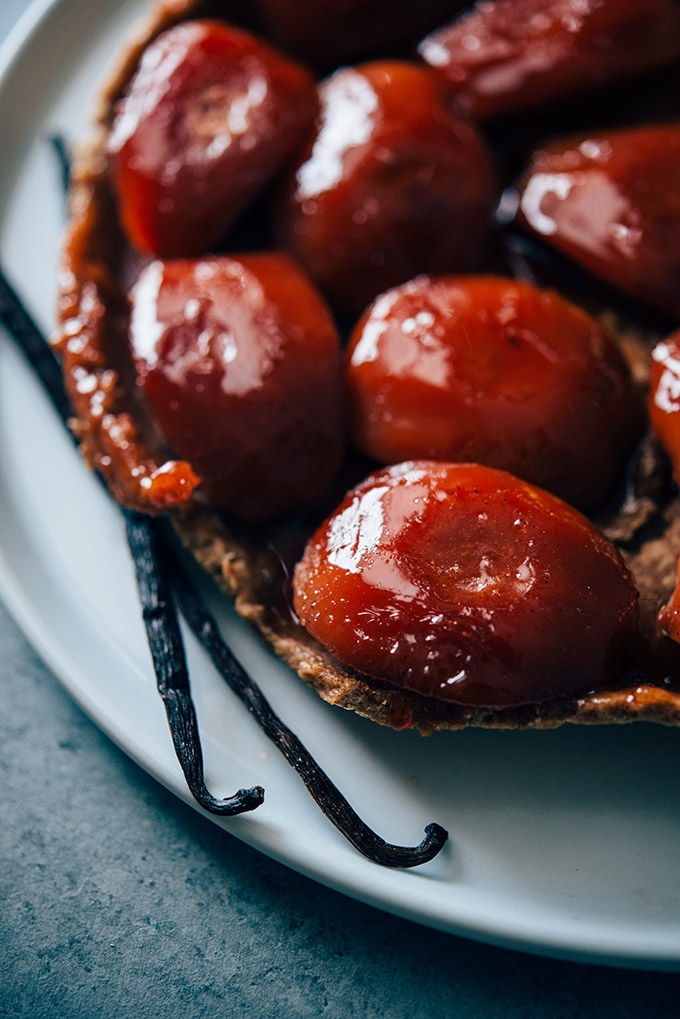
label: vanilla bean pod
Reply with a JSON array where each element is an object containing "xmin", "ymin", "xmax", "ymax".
[
  {"xmin": 0, "ymin": 266, "xmax": 71, "ymax": 421},
  {"xmin": 0, "ymin": 260, "xmax": 448, "ymax": 864},
  {"xmin": 1, "ymin": 260, "xmax": 448, "ymax": 863},
  {"xmin": 1, "ymin": 135, "xmax": 450, "ymax": 864},
  {"xmin": 163, "ymin": 534, "xmax": 448, "ymax": 868},
  {"xmin": 0, "ymin": 262, "xmax": 262, "ymax": 817},
  {"xmin": 125, "ymin": 509, "xmax": 264, "ymax": 814}
]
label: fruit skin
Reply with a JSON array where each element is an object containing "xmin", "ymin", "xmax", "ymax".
[
  {"xmin": 129, "ymin": 253, "xmax": 345, "ymax": 522},
  {"xmin": 658, "ymin": 558, "xmax": 680, "ymax": 644},
  {"xmin": 275, "ymin": 61, "xmax": 496, "ymax": 314},
  {"xmin": 108, "ymin": 19, "xmax": 317, "ymax": 257},
  {"xmin": 650, "ymin": 331, "xmax": 680, "ymax": 644},
  {"xmin": 650, "ymin": 331, "xmax": 680, "ymax": 485},
  {"xmin": 293, "ymin": 461, "xmax": 639, "ymax": 709},
  {"xmin": 419, "ymin": 0, "xmax": 680, "ymax": 120},
  {"xmin": 346, "ymin": 275, "xmax": 642, "ymax": 509},
  {"xmin": 517, "ymin": 124, "xmax": 680, "ymax": 319}
]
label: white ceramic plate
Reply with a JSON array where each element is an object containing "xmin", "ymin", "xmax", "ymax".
[{"xmin": 2, "ymin": 0, "xmax": 680, "ymax": 970}]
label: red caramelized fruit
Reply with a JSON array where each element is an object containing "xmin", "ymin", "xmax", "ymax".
[
  {"xmin": 658, "ymin": 558, "xmax": 680, "ymax": 643},
  {"xmin": 275, "ymin": 61, "xmax": 496, "ymax": 314},
  {"xmin": 650, "ymin": 331, "xmax": 680, "ymax": 483},
  {"xmin": 419, "ymin": 0, "xmax": 680, "ymax": 120},
  {"xmin": 293, "ymin": 462, "xmax": 639, "ymax": 709},
  {"xmin": 346, "ymin": 275, "xmax": 641, "ymax": 508},
  {"xmin": 108, "ymin": 20, "xmax": 317, "ymax": 257},
  {"xmin": 650, "ymin": 331, "xmax": 680, "ymax": 644},
  {"xmin": 129, "ymin": 253, "xmax": 345, "ymax": 521},
  {"xmin": 517, "ymin": 124, "xmax": 680, "ymax": 319}
]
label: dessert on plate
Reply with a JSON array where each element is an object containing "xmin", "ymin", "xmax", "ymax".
[{"xmin": 55, "ymin": 0, "xmax": 680, "ymax": 732}]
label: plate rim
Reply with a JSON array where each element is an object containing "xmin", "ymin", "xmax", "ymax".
[{"xmin": 1, "ymin": 0, "xmax": 680, "ymax": 972}]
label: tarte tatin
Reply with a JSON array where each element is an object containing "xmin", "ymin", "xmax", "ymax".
[{"xmin": 55, "ymin": 0, "xmax": 680, "ymax": 732}]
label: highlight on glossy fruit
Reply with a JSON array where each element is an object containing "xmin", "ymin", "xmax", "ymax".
[
  {"xmin": 346, "ymin": 275, "xmax": 641, "ymax": 508},
  {"xmin": 650, "ymin": 331, "xmax": 680, "ymax": 484},
  {"xmin": 275, "ymin": 60, "xmax": 496, "ymax": 314},
  {"xmin": 650, "ymin": 331, "xmax": 680, "ymax": 643},
  {"xmin": 128, "ymin": 253, "xmax": 345, "ymax": 521},
  {"xmin": 517, "ymin": 124, "xmax": 680, "ymax": 318},
  {"xmin": 419, "ymin": 0, "xmax": 680, "ymax": 120},
  {"xmin": 108, "ymin": 19, "xmax": 317, "ymax": 257},
  {"xmin": 658, "ymin": 556, "xmax": 680, "ymax": 645},
  {"xmin": 293, "ymin": 462, "xmax": 640, "ymax": 710}
]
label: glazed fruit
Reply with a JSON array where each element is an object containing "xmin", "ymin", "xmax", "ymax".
[
  {"xmin": 658, "ymin": 557, "xmax": 680, "ymax": 642},
  {"xmin": 650, "ymin": 331, "xmax": 680, "ymax": 483},
  {"xmin": 649, "ymin": 331, "xmax": 680, "ymax": 642},
  {"xmin": 129, "ymin": 253, "xmax": 345, "ymax": 521},
  {"xmin": 256, "ymin": 0, "xmax": 458, "ymax": 69},
  {"xmin": 419, "ymin": 0, "xmax": 680, "ymax": 120},
  {"xmin": 517, "ymin": 124, "xmax": 680, "ymax": 319},
  {"xmin": 275, "ymin": 61, "xmax": 496, "ymax": 314},
  {"xmin": 55, "ymin": 0, "xmax": 680, "ymax": 734},
  {"xmin": 293, "ymin": 462, "xmax": 640, "ymax": 708},
  {"xmin": 346, "ymin": 275, "xmax": 641, "ymax": 508},
  {"xmin": 108, "ymin": 20, "xmax": 317, "ymax": 257}
]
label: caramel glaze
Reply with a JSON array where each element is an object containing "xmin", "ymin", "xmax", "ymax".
[
  {"xmin": 517, "ymin": 125, "xmax": 680, "ymax": 321},
  {"xmin": 54, "ymin": 0, "xmax": 680, "ymax": 732},
  {"xmin": 55, "ymin": 161, "xmax": 200, "ymax": 511}
]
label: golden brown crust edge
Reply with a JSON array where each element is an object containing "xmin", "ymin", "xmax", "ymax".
[{"xmin": 60, "ymin": 0, "xmax": 680, "ymax": 734}]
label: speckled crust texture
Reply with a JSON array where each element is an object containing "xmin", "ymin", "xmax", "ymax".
[{"xmin": 58, "ymin": 0, "xmax": 680, "ymax": 734}]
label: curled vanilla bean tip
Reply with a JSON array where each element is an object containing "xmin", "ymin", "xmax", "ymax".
[
  {"xmin": 163, "ymin": 536, "xmax": 449, "ymax": 868},
  {"xmin": 377, "ymin": 823, "xmax": 449, "ymax": 868},
  {"xmin": 125, "ymin": 509, "xmax": 264, "ymax": 817},
  {"xmin": 414, "ymin": 823, "xmax": 449, "ymax": 863}
]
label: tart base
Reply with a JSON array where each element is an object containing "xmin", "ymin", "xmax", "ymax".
[{"xmin": 55, "ymin": 0, "xmax": 680, "ymax": 734}]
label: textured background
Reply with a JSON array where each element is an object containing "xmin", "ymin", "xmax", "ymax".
[{"xmin": 1, "ymin": 2, "xmax": 679, "ymax": 1016}]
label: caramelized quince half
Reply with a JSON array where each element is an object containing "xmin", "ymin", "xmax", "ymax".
[{"xmin": 293, "ymin": 462, "xmax": 640, "ymax": 709}]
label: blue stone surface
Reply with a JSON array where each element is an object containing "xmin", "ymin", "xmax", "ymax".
[{"xmin": 2, "ymin": 3, "xmax": 680, "ymax": 1015}]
